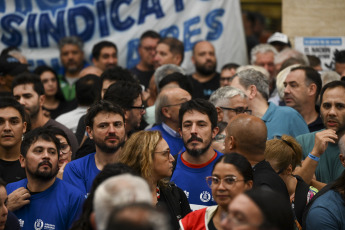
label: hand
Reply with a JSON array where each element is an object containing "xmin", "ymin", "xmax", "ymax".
[
  {"xmin": 57, "ymin": 161, "xmax": 68, "ymax": 180},
  {"xmin": 7, "ymin": 187, "xmax": 30, "ymax": 211},
  {"xmin": 311, "ymin": 129, "xmax": 338, "ymax": 157}
]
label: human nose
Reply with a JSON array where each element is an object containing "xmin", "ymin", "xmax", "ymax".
[
  {"xmin": 3, "ymin": 121, "xmax": 11, "ymax": 130},
  {"xmin": 190, "ymin": 123, "xmax": 197, "ymax": 134},
  {"xmin": 169, "ymin": 153, "xmax": 174, "ymax": 162},
  {"xmin": 284, "ymin": 85, "xmax": 290, "ymax": 94},
  {"xmin": 18, "ymin": 97, "xmax": 25, "ymax": 106},
  {"xmin": 108, "ymin": 124, "xmax": 116, "ymax": 133}
]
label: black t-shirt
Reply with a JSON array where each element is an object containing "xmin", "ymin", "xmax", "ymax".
[
  {"xmin": 130, "ymin": 66, "xmax": 154, "ymax": 90},
  {"xmin": 0, "ymin": 159, "xmax": 26, "ymax": 184},
  {"xmin": 187, "ymin": 73, "xmax": 220, "ymax": 100}
]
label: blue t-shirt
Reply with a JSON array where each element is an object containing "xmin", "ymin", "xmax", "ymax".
[
  {"xmin": 63, "ymin": 152, "xmax": 100, "ymax": 195},
  {"xmin": 170, "ymin": 150, "xmax": 223, "ymax": 211},
  {"xmin": 262, "ymin": 103, "xmax": 309, "ymax": 140},
  {"xmin": 6, "ymin": 178, "xmax": 85, "ymax": 230},
  {"xmin": 150, "ymin": 124, "xmax": 184, "ymax": 156},
  {"xmin": 306, "ymin": 189, "xmax": 345, "ymax": 229}
]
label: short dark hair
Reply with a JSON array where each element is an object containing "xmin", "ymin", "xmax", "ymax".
[
  {"xmin": 100, "ymin": 67, "xmax": 135, "ymax": 84},
  {"xmin": 158, "ymin": 37, "xmax": 184, "ymax": 64},
  {"xmin": 85, "ymin": 100, "xmax": 125, "ymax": 129},
  {"xmin": 58, "ymin": 36, "xmax": 84, "ymax": 51},
  {"xmin": 320, "ymin": 80, "xmax": 345, "ymax": 103},
  {"xmin": 92, "ymin": 41, "xmax": 117, "ymax": 60},
  {"xmin": 76, "ymin": 74, "xmax": 101, "ymax": 106},
  {"xmin": 158, "ymin": 72, "xmax": 193, "ymax": 95},
  {"xmin": 221, "ymin": 63, "xmax": 240, "ymax": 71},
  {"xmin": 0, "ymin": 96, "xmax": 26, "ymax": 121},
  {"xmin": 21, "ymin": 127, "xmax": 60, "ymax": 158},
  {"xmin": 12, "ymin": 72, "xmax": 45, "ymax": 96},
  {"xmin": 290, "ymin": 66, "xmax": 322, "ymax": 100},
  {"xmin": 139, "ymin": 30, "xmax": 160, "ymax": 45},
  {"xmin": 46, "ymin": 126, "xmax": 71, "ymax": 147},
  {"xmin": 178, "ymin": 98, "xmax": 217, "ymax": 129},
  {"xmin": 306, "ymin": 55, "xmax": 321, "ymax": 67},
  {"xmin": 334, "ymin": 50, "xmax": 345, "ymax": 64},
  {"xmin": 33, "ymin": 65, "xmax": 65, "ymax": 102},
  {"xmin": 103, "ymin": 81, "xmax": 142, "ymax": 110},
  {"xmin": 213, "ymin": 153, "xmax": 253, "ymax": 182}
]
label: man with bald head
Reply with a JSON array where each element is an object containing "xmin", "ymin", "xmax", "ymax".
[
  {"xmin": 150, "ymin": 87, "xmax": 192, "ymax": 155},
  {"xmin": 188, "ymin": 41, "xmax": 220, "ymax": 99},
  {"xmin": 224, "ymin": 114, "xmax": 289, "ymax": 200}
]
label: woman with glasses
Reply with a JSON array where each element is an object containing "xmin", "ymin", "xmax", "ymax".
[
  {"xmin": 117, "ymin": 130, "xmax": 191, "ymax": 230},
  {"xmin": 180, "ymin": 153, "xmax": 253, "ymax": 230},
  {"xmin": 48, "ymin": 127, "xmax": 72, "ymax": 179},
  {"xmin": 264, "ymin": 135, "xmax": 318, "ymax": 230}
]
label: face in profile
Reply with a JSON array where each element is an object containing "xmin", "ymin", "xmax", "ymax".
[{"xmin": 0, "ymin": 186, "xmax": 8, "ymax": 230}]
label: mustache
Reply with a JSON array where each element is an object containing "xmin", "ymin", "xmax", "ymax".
[
  {"xmin": 187, "ymin": 135, "xmax": 203, "ymax": 143},
  {"xmin": 105, "ymin": 134, "xmax": 120, "ymax": 140},
  {"xmin": 38, "ymin": 160, "xmax": 52, "ymax": 168}
]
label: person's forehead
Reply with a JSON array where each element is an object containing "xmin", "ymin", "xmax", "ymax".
[
  {"xmin": 13, "ymin": 83, "xmax": 36, "ymax": 94},
  {"xmin": 256, "ymin": 52, "xmax": 274, "ymax": 61},
  {"xmin": 29, "ymin": 138, "xmax": 57, "ymax": 150},
  {"xmin": 182, "ymin": 110, "xmax": 211, "ymax": 122},
  {"xmin": 157, "ymin": 43, "xmax": 170, "ymax": 52},
  {"xmin": 100, "ymin": 46, "xmax": 116, "ymax": 54},
  {"xmin": 61, "ymin": 44, "xmax": 81, "ymax": 52},
  {"xmin": 94, "ymin": 111, "xmax": 124, "ymax": 123},
  {"xmin": 0, "ymin": 106, "xmax": 22, "ymax": 118},
  {"xmin": 322, "ymin": 86, "xmax": 345, "ymax": 101},
  {"xmin": 141, "ymin": 37, "xmax": 159, "ymax": 45},
  {"xmin": 285, "ymin": 69, "xmax": 305, "ymax": 82}
]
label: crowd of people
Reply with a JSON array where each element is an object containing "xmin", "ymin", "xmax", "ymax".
[{"xmin": 0, "ymin": 25, "xmax": 345, "ymax": 230}]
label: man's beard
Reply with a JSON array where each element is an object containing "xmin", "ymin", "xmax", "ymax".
[
  {"xmin": 94, "ymin": 136, "xmax": 125, "ymax": 154},
  {"xmin": 195, "ymin": 61, "xmax": 217, "ymax": 76},
  {"xmin": 28, "ymin": 160, "xmax": 58, "ymax": 181},
  {"xmin": 184, "ymin": 135, "xmax": 212, "ymax": 157}
]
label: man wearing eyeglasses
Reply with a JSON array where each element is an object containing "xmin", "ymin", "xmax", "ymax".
[
  {"xmin": 150, "ymin": 87, "xmax": 192, "ymax": 155},
  {"xmin": 231, "ymin": 68, "xmax": 309, "ymax": 139},
  {"xmin": 209, "ymin": 86, "xmax": 251, "ymax": 123},
  {"xmin": 219, "ymin": 63, "xmax": 239, "ymax": 88}
]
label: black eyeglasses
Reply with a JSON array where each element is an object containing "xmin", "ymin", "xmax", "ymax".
[
  {"xmin": 220, "ymin": 107, "xmax": 252, "ymax": 115},
  {"xmin": 130, "ymin": 105, "xmax": 146, "ymax": 110},
  {"xmin": 220, "ymin": 77, "xmax": 232, "ymax": 82}
]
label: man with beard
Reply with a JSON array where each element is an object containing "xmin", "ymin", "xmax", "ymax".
[
  {"xmin": 295, "ymin": 81, "xmax": 345, "ymax": 184},
  {"xmin": 63, "ymin": 100, "xmax": 126, "ymax": 195},
  {"xmin": 188, "ymin": 41, "xmax": 220, "ymax": 100},
  {"xmin": 12, "ymin": 73, "xmax": 79, "ymax": 156},
  {"xmin": 170, "ymin": 99, "xmax": 223, "ymax": 210},
  {"xmin": 58, "ymin": 36, "xmax": 88, "ymax": 101},
  {"xmin": 91, "ymin": 41, "xmax": 118, "ymax": 71},
  {"xmin": 6, "ymin": 128, "xmax": 84, "ymax": 230}
]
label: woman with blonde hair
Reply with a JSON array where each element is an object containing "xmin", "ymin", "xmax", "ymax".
[
  {"xmin": 264, "ymin": 135, "xmax": 318, "ymax": 230},
  {"xmin": 117, "ymin": 130, "xmax": 191, "ymax": 230}
]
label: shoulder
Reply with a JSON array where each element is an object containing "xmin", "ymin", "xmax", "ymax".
[
  {"xmin": 65, "ymin": 153, "xmax": 95, "ymax": 172},
  {"xmin": 6, "ymin": 179, "xmax": 27, "ymax": 194},
  {"xmin": 56, "ymin": 179, "xmax": 84, "ymax": 197}
]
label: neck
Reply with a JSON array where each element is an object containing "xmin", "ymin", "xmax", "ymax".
[
  {"xmin": 0, "ymin": 145, "xmax": 21, "ymax": 161},
  {"xmin": 136, "ymin": 62, "xmax": 154, "ymax": 72},
  {"xmin": 30, "ymin": 110, "xmax": 50, "ymax": 129},
  {"xmin": 250, "ymin": 98, "xmax": 268, "ymax": 118},
  {"xmin": 94, "ymin": 147, "xmax": 122, "ymax": 171},
  {"xmin": 26, "ymin": 176, "xmax": 56, "ymax": 193},
  {"xmin": 163, "ymin": 120, "xmax": 179, "ymax": 132},
  {"xmin": 298, "ymin": 104, "xmax": 318, "ymax": 125},
  {"xmin": 65, "ymin": 71, "xmax": 80, "ymax": 79},
  {"xmin": 192, "ymin": 72, "xmax": 216, "ymax": 83},
  {"xmin": 183, "ymin": 147, "xmax": 215, "ymax": 165}
]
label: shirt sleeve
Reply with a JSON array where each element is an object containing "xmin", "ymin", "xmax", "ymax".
[
  {"xmin": 63, "ymin": 163, "xmax": 87, "ymax": 195},
  {"xmin": 306, "ymin": 206, "xmax": 340, "ymax": 230}
]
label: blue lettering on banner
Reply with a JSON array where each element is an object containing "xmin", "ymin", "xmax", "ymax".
[
  {"xmin": 110, "ymin": 0, "xmax": 135, "ymax": 31},
  {"xmin": 183, "ymin": 16, "xmax": 201, "ymax": 52},
  {"xmin": 14, "ymin": 0, "xmax": 32, "ymax": 15},
  {"xmin": 160, "ymin": 25, "xmax": 179, "ymax": 38},
  {"xmin": 96, "ymin": 1, "xmax": 109, "ymax": 37},
  {"xmin": 27, "ymin": 14, "xmax": 38, "ymax": 47},
  {"xmin": 127, "ymin": 38, "xmax": 140, "ymax": 69},
  {"xmin": 68, "ymin": 6, "xmax": 95, "ymax": 41},
  {"xmin": 174, "ymin": 0, "xmax": 184, "ymax": 12},
  {"xmin": 205, "ymin": 9, "xmax": 224, "ymax": 40},
  {"xmin": 303, "ymin": 38, "xmax": 342, "ymax": 46},
  {"xmin": 138, "ymin": 0, "xmax": 164, "ymax": 25},
  {"xmin": 36, "ymin": 0, "xmax": 67, "ymax": 16},
  {"xmin": 39, "ymin": 11, "xmax": 65, "ymax": 47},
  {"xmin": 1, "ymin": 14, "xmax": 23, "ymax": 47}
]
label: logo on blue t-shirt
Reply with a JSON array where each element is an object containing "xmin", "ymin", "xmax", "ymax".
[
  {"xmin": 34, "ymin": 219, "xmax": 44, "ymax": 230},
  {"xmin": 200, "ymin": 191, "xmax": 211, "ymax": 202}
]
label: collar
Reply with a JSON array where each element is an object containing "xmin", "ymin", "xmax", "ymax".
[{"xmin": 162, "ymin": 122, "xmax": 180, "ymax": 138}]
